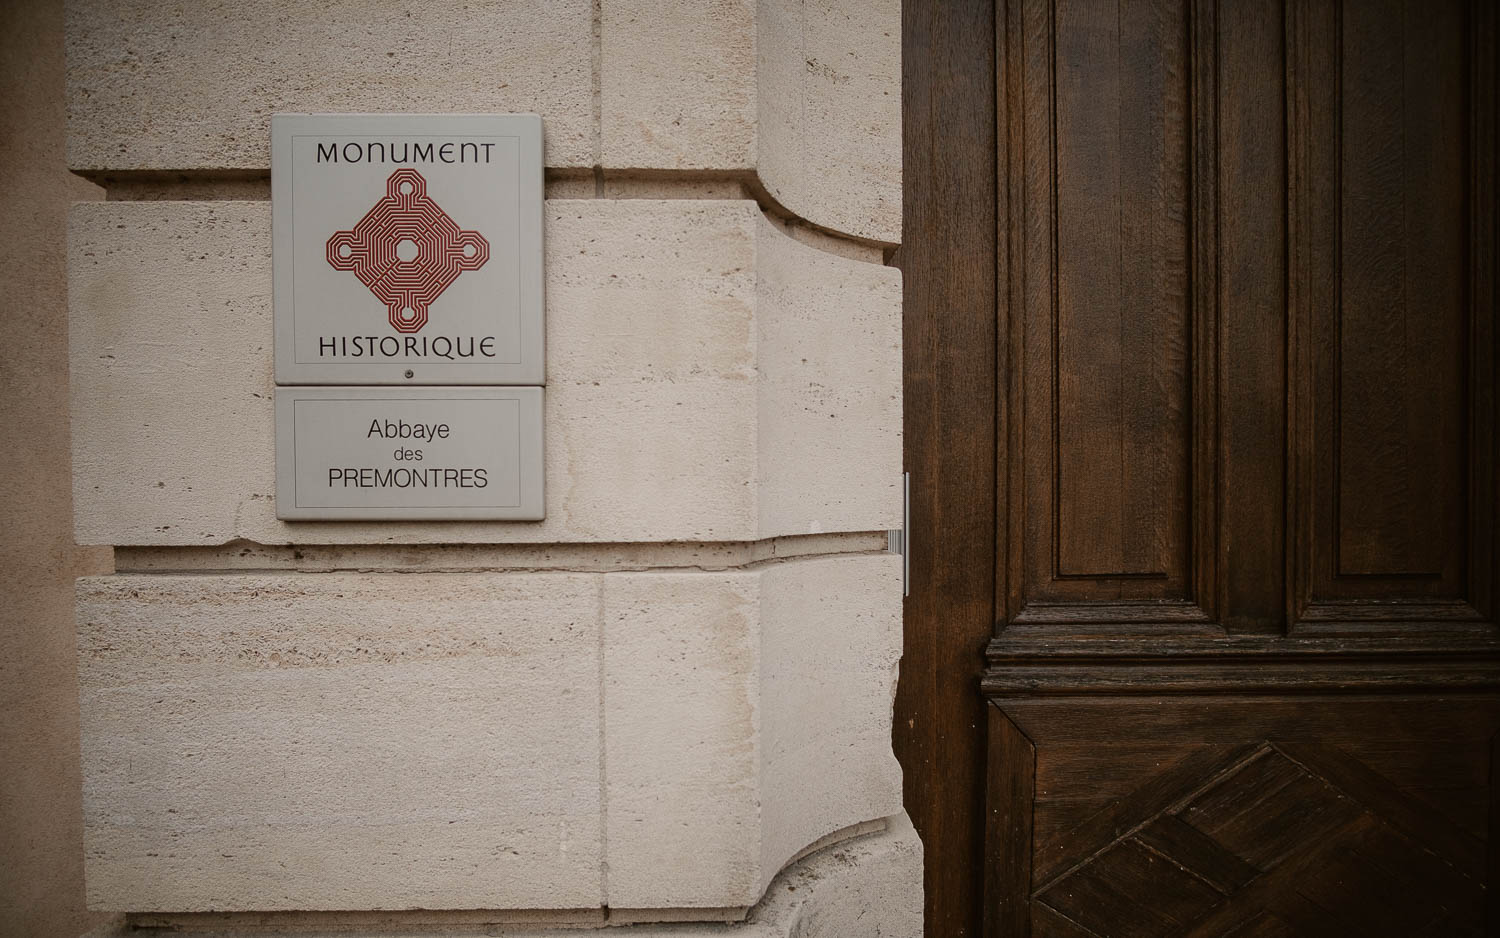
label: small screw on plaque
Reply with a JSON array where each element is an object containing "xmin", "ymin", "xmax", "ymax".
[{"xmin": 404, "ymin": 369, "xmax": 414, "ymax": 379}]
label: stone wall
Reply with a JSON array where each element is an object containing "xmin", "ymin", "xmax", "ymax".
[
  {"xmin": 65, "ymin": 0, "xmax": 913, "ymax": 932},
  {"xmin": 0, "ymin": 1, "xmax": 107, "ymax": 935}
]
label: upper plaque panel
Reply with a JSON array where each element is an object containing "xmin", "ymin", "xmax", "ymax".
[{"xmin": 272, "ymin": 114, "xmax": 544, "ymax": 385}]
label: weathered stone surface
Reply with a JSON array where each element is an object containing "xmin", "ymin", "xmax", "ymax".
[
  {"xmin": 757, "ymin": 555, "xmax": 904, "ymax": 887},
  {"xmin": 751, "ymin": 812, "xmax": 922, "ymax": 938},
  {"xmin": 604, "ymin": 554, "xmax": 902, "ymax": 909},
  {"xmin": 64, "ymin": 0, "xmax": 914, "ymax": 926},
  {"xmin": 756, "ymin": 214, "xmax": 902, "ymax": 537},
  {"xmin": 76, "ymin": 573, "xmax": 603, "ymax": 911},
  {"xmin": 78, "ymin": 555, "xmax": 903, "ymax": 913},
  {"xmin": 69, "ymin": 204, "xmax": 272, "ymax": 546},
  {"xmin": 540, "ymin": 199, "xmax": 762, "ymax": 541},
  {"xmin": 0, "ymin": 3, "xmax": 107, "ymax": 934},
  {"xmin": 69, "ymin": 200, "xmax": 898, "ymax": 545},
  {"xmin": 65, "ymin": 0, "xmax": 594, "ymax": 170},
  {"xmin": 600, "ymin": 0, "xmax": 756, "ymax": 170},
  {"xmin": 77, "ymin": 813, "xmax": 921, "ymax": 936},
  {"xmin": 603, "ymin": 571, "xmax": 762, "ymax": 907},
  {"xmin": 757, "ymin": 0, "xmax": 902, "ymax": 243},
  {"xmin": 65, "ymin": 0, "xmax": 901, "ymax": 242}
]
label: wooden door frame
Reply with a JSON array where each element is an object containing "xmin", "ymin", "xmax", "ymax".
[{"xmin": 893, "ymin": 2, "xmax": 1000, "ymax": 935}]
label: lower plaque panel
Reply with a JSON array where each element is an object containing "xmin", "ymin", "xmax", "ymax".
[{"xmin": 275, "ymin": 386, "xmax": 544, "ymax": 520}]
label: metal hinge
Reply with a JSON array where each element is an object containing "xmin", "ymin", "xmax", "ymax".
[{"xmin": 887, "ymin": 471, "xmax": 910, "ymax": 597}]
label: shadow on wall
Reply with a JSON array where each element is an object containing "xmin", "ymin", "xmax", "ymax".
[{"xmin": 0, "ymin": 0, "xmax": 107, "ymax": 936}]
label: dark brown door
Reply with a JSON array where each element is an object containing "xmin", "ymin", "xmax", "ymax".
[{"xmin": 896, "ymin": 1, "xmax": 1500, "ymax": 935}]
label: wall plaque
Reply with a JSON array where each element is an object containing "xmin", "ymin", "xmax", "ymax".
[
  {"xmin": 275, "ymin": 387, "xmax": 544, "ymax": 520},
  {"xmin": 272, "ymin": 113, "xmax": 544, "ymax": 385}
]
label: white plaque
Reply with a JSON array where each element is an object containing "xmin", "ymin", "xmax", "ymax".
[
  {"xmin": 275, "ymin": 387, "xmax": 544, "ymax": 520},
  {"xmin": 272, "ymin": 114, "xmax": 544, "ymax": 385}
]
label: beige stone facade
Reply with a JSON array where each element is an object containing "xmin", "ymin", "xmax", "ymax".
[
  {"xmin": 9, "ymin": 1, "xmax": 913, "ymax": 934},
  {"xmin": 68, "ymin": 201, "xmax": 900, "ymax": 546},
  {"xmin": 1, "ymin": 1, "xmax": 108, "ymax": 935}
]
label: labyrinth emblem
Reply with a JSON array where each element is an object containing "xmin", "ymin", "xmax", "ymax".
[{"xmin": 326, "ymin": 169, "xmax": 490, "ymax": 334}]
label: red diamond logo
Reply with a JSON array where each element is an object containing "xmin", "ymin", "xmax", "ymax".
[{"xmin": 326, "ymin": 169, "xmax": 490, "ymax": 334}]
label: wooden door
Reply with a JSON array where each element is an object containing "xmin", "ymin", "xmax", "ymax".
[{"xmin": 896, "ymin": 1, "xmax": 1500, "ymax": 935}]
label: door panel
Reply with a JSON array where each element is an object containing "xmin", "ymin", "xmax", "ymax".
[
  {"xmin": 899, "ymin": 0, "xmax": 1500, "ymax": 935},
  {"xmin": 1051, "ymin": 0, "xmax": 1190, "ymax": 585},
  {"xmin": 1215, "ymin": 0, "xmax": 1289, "ymax": 635},
  {"xmin": 1016, "ymin": 0, "xmax": 1209, "ymax": 619},
  {"xmin": 982, "ymin": 0, "xmax": 1500, "ymax": 930},
  {"xmin": 987, "ymin": 695, "xmax": 1500, "ymax": 936},
  {"xmin": 1289, "ymin": 0, "xmax": 1495, "ymax": 624}
]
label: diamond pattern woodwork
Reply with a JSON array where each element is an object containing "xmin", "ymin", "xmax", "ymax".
[{"xmin": 1031, "ymin": 742, "xmax": 1485, "ymax": 937}]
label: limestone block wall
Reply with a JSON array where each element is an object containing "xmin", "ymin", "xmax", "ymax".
[
  {"xmin": 66, "ymin": 0, "xmax": 912, "ymax": 931},
  {"xmin": 78, "ymin": 555, "xmax": 898, "ymax": 912},
  {"xmin": 0, "ymin": 2, "xmax": 107, "ymax": 935},
  {"xmin": 67, "ymin": 0, "xmax": 899, "ymax": 241},
  {"xmin": 69, "ymin": 202, "xmax": 899, "ymax": 545}
]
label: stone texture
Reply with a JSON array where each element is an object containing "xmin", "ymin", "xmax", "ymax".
[
  {"xmin": 69, "ymin": 204, "xmax": 272, "ymax": 545},
  {"xmin": 69, "ymin": 200, "xmax": 899, "ymax": 545},
  {"xmin": 751, "ymin": 812, "xmax": 922, "ymax": 938},
  {"xmin": 757, "ymin": 0, "xmax": 902, "ymax": 243},
  {"xmin": 65, "ymin": 0, "xmax": 594, "ymax": 170},
  {"xmin": 756, "ymin": 214, "xmax": 902, "ymax": 537},
  {"xmin": 604, "ymin": 553, "xmax": 902, "ymax": 909},
  {"xmin": 76, "ymin": 814, "xmax": 921, "ymax": 937},
  {"xmin": 604, "ymin": 571, "xmax": 762, "ymax": 907},
  {"xmin": 63, "ymin": 0, "xmax": 913, "ymax": 927},
  {"xmin": 777, "ymin": 217, "xmax": 887, "ymax": 264},
  {"xmin": 600, "ymin": 0, "xmax": 756, "ymax": 170},
  {"xmin": 542, "ymin": 200, "xmax": 762, "ymax": 540},
  {"xmin": 78, "ymin": 556, "xmax": 904, "ymax": 915},
  {"xmin": 112, "ymin": 533, "xmax": 889, "ymax": 576},
  {"xmin": 76, "ymin": 573, "xmax": 604, "ymax": 911},
  {"xmin": 757, "ymin": 556, "xmax": 904, "ymax": 886},
  {"xmin": 65, "ymin": 0, "xmax": 901, "ymax": 243},
  {"xmin": 601, "ymin": 175, "xmax": 754, "ymax": 200},
  {"xmin": 0, "ymin": 1, "xmax": 108, "ymax": 935}
]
